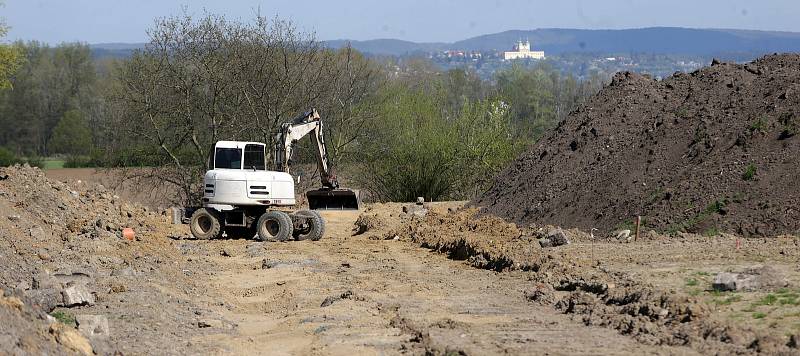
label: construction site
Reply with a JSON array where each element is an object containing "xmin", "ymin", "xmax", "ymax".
[{"xmin": 0, "ymin": 52, "xmax": 798, "ymax": 355}]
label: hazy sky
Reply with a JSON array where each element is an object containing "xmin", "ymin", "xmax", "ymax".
[{"xmin": 4, "ymin": 0, "xmax": 799, "ymax": 44}]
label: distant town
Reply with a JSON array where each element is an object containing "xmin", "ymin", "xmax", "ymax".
[{"xmin": 427, "ymin": 40, "xmax": 708, "ymax": 80}]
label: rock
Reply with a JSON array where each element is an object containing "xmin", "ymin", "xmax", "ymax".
[
  {"xmin": 789, "ymin": 334, "xmax": 799, "ymax": 349},
  {"xmin": 416, "ymin": 197, "xmax": 425, "ymax": 205},
  {"xmin": 29, "ymin": 226, "xmax": 48, "ymax": 240},
  {"xmin": 197, "ymin": 319, "xmax": 223, "ymax": 328},
  {"xmin": 320, "ymin": 290, "xmax": 354, "ymax": 307},
  {"xmin": 50, "ymin": 323, "xmax": 93, "ymax": 355},
  {"xmin": 712, "ymin": 266, "xmax": 789, "ymax": 292},
  {"xmin": 614, "ymin": 229, "xmax": 631, "ymax": 241},
  {"xmin": 548, "ymin": 229, "xmax": 570, "ymax": 246},
  {"xmin": 403, "ymin": 204, "xmax": 428, "ymax": 218},
  {"xmin": 111, "ymin": 267, "xmax": 136, "ymax": 277},
  {"xmin": 76, "ymin": 315, "xmax": 110, "ymax": 338},
  {"xmin": 712, "ymin": 272, "xmax": 739, "ymax": 291},
  {"xmin": 23, "ymin": 288, "xmax": 62, "ymax": 312},
  {"xmin": 539, "ymin": 229, "xmax": 569, "ymax": 248},
  {"xmin": 62, "ymin": 285, "xmax": 95, "ymax": 307},
  {"xmin": 32, "ymin": 273, "xmax": 61, "ymax": 290},
  {"xmin": 245, "ymin": 242, "xmax": 266, "ymax": 257}
]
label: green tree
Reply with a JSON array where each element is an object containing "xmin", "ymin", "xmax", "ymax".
[
  {"xmin": 357, "ymin": 82, "xmax": 520, "ymax": 202},
  {"xmin": 0, "ymin": 1, "xmax": 21, "ymax": 89},
  {"xmin": 48, "ymin": 109, "xmax": 92, "ymax": 155}
]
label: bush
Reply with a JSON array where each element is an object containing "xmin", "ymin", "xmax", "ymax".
[
  {"xmin": 357, "ymin": 84, "xmax": 521, "ymax": 202},
  {"xmin": 0, "ymin": 146, "xmax": 18, "ymax": 166},
  {"xmin": 64, "ymin": 155, "xmax": 99, "ymax": 168},
  {"xmin": 0, "ymin": 147, "xmax": 42, "ymax": 168},
  {"xmin": 742, "ymin": 164, "xmax": 757, "ymax": 181}
]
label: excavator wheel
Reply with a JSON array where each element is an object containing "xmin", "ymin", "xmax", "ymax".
[
  {"xmin": 256, "ymin": 211, "xmax": 293, "ymax": 242},
  {"xmin": 293, "ymin": 210, "xmax": 325, "ymax": 241},
  {"xmin": 190, "ymin": 208, "xmax": 222, "ymax": 240}
]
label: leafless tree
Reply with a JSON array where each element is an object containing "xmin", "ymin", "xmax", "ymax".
[{"xmin": 109, "ymin": 12, "xmax": 380, "ymax": 205}]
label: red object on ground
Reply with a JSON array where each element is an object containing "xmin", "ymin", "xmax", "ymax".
[{"xmin": 122, "ymin": 228, "xmax": 135, "ymax": 241}]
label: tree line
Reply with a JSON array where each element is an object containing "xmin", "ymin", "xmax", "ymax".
[{"xmin": 0, "ymin": 13, "xmax": 607, "ymax": 203}]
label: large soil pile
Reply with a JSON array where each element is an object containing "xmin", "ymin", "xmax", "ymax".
[{"xmin": 475, "ymin": 54, "xmax": 800, "ymax": 237}]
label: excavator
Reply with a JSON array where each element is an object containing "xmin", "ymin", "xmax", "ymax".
[{"xmin": 188, "ymin": 108, "xmax": 359, "ymax": 242}]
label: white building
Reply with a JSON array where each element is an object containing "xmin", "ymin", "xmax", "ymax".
[{"xmin": 503, "ymin": 40, "xmax": 545, "ymax": 60}]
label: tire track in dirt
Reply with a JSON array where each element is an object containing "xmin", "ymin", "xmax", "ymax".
[{"xmin": 187, "ymin": 209, "xmax": 694, "ymax": 355}]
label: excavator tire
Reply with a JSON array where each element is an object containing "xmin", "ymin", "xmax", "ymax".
[
  {"xmin": 293, "ymin": 210, "xmax": 325, "ymax": 241},
  {"xmin": 190, "ymin": 208, "xmax": 222, "ymax": 240},
  {"xmin": 256, "ymin": 211, "xmax": 293, "ymax": 242}
]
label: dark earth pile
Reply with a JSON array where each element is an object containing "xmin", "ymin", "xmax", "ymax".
[{"xmin": 475, "ymin": 54, "xmax": 800, "ymax": 237}]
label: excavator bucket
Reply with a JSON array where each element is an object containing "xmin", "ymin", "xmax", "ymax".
[{"xmin": 306, "ymin": 189, "xmax": 360, "ymax": 210}]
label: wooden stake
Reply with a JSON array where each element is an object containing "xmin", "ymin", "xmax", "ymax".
[{"xmin": 635, "ymin": 216, "xmax": 641, "ymax": 242}]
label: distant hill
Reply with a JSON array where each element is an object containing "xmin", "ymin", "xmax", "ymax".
[
  {"xmin": 325, "ymin": 27, "xmax": 800, "ymax": 56},
  {"xmin": 91, "ymin": 27, "xmax": 800, "ymax": 59},
  {"xmin": 325, "ymin": 39, "xmax": 446, "ymax": 56},
  {"xmin": 90, "ymin": 43, "xmax": 144, "ymax": 59}
]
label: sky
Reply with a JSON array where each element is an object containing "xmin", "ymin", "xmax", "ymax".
[{"xmin": 3, "ymin": 0, "xmax": 799, "ymax": 44}]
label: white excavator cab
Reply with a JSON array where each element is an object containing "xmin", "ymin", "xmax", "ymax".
[{"xmin": 202, "ymin": 141, "xmax": 296, "ymax": 210}]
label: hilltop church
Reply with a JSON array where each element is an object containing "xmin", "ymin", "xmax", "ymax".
[{"xmin": 503, "ymin": 40, "xmax": 545, "ymax": 60}]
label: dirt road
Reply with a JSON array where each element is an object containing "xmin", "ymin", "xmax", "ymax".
[
  {"xmin": 6, "ymin": 166, "xmax": 795, "ymax": 354},
  {"xmin": 179, "ymin": 209, "xmax": 692, "ymax": 355}
]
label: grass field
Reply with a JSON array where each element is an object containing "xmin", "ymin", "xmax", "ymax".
[{"xmin": 40, "ymin": 159, "xmax": 65, "ymax": 169}]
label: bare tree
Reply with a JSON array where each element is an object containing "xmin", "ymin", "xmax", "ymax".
[{"xmin": 109, "ymin": 12, "xmax": 379, "ymax": 205}]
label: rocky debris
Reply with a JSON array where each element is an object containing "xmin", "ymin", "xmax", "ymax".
[
  {"xmin": 712, "ymin": 266, "xmax": 789, "ymax": 292},
  {"xmin": 475, "ymin": 54, "xmax": 800, "ymax": 237},
  {"xmin": 538, "ymin": 229, "xmax": 570, "ymax": 248},
  {"xmin": 50, "ymin": 323, "xmax": 94, "ymax": 355},
  {"xmin": 76, "ymin": 314, "xmax": 110, "ymax": 338}
]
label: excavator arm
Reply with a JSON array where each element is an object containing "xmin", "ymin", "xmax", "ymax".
[{"xmin": 274, "ymin": 108, "xmax": 358, "ymax": 210}]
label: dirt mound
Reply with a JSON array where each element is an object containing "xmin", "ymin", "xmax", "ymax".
[
  {"xmin": 0, "ymin": 165, "xmax": 201, "ymax": 354},
  {"xmin": 376, "ymin": 205, "xmax": 800, "ymax": 354},
  {"xmin": 475, "ymin": 54, "xmax": 800, "ymax": 237}
]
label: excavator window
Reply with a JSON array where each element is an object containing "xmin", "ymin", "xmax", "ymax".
[
  {"xmin": 214, "ymin": 148, "xmax": 242, "ymax": 169},
  {"xmin": 243, "ymin": 144, "xmax": 266, "ymax": 170}
]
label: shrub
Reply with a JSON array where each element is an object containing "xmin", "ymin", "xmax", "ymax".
[
  {"xmin": 742, "ymin": 164, "xmax": 757, "ymax": 181},
  {"xmin": 50, "ymin": 311, "xmax": 76, "ymax": 327},
  {"xmin": 357, "ymin": 84, "xmax": 521, "ymax": 202},
  {"xmin": 0, "ymin": 146, "xmax": 18, "ymax": 166}
]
